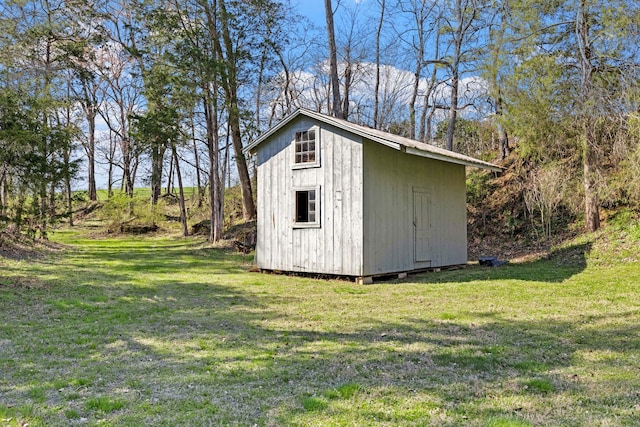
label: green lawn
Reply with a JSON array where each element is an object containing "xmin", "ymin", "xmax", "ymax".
[{"xmin": 1, "ymin": 228, "xmax": 639, "ymax": 426}]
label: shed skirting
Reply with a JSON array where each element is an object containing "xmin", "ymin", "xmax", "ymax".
[{"xmin": 255, "ymin": 264, "xmax": 466, "ymax": 284}]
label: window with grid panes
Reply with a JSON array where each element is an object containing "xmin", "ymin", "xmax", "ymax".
[{"xmin": 294, "ymin": 130, "xmax": 316, "ymax": 164}]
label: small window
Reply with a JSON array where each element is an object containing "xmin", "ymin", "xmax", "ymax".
[
  {"xmin": 294, "ymin": 188, "xmax": 320, "ymax": 227},
  {"xmin": 296, "ymin": 190, "xmax": 316, "ymax": 222},
  {"xmin": 294, "ymin": 130, "xmax": 316, "ymax": 164}
]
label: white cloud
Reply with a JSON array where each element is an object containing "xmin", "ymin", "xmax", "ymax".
[{"xmin": 267, "ymin": 60, "xmax": 491, "ymax": 129}]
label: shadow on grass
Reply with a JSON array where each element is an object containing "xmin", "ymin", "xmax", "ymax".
[
  {"xmin": 413, "ymin": 241, "xmax": 594, "ymax": 284},
  {"xmin": 2, "ymin": 236, "xmax": 638, "ymax": 426}
]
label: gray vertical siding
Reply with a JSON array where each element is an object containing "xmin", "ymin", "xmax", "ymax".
[
  {"xmin": 255, "ymin": 116, "xmax": 467, "ymax": 277},
  {"xmin": 362, "ymin": 140, "xmax": 467, "ymax": 275},
  {"xmin": 256, "ymin": 117, "xmax": 364, "ymax": 276}
]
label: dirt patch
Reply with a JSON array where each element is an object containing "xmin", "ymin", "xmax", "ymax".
[
  {"xmin": 468, "ymin": 234, "xmax": 545, "ymax": 263},
  {"xmin": 0, "ymin": 229, "xmax": 66, "ymax": 261},
  {"xmin": 191, "ymin": 220, "xmax": 257, "ymax": 252}
]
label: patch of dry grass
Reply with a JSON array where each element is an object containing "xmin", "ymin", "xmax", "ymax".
[{"xmin": 0, "ymin": 229, "xmax": 66, "ymax": 261}]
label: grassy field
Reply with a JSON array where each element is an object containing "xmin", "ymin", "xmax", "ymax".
[{"xmin": 1, "ymin": 227, "xmax": 640, "ymax": 426}]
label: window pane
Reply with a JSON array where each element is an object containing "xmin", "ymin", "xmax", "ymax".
[
  {"xmin": 294, "ymin": 129, "xmax": 317, "ymax": 163},
  {"xmin": 295, "ymin": 189, "xmax": 319, "ymax": 224},
  {"xmin": 296, "ymin": 191, "xmax": 309, "ymax": 222}
]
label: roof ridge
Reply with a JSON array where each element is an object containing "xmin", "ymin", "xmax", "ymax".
[{"xmin": 245, "ymin": 108, "xmax": 502, "ymax": 172}]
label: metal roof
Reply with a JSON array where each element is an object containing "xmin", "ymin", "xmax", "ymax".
[{"xmin": 244, "ymin": 108, "xmax": 503, "ymax": 172}]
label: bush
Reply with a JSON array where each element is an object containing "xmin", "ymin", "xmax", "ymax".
[{"xmin": 71, "ymin": 191, "xmax": 88, "ymax": 203}]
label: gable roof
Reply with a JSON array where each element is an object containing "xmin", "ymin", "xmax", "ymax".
[{"xmin": 245, "ymin": 108, "xmax": 503, "ymax": 172}]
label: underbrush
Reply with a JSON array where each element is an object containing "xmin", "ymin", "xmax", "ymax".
[{"xmin": 466, "ymin": 153, "xmax": 640, "ymax": 263}]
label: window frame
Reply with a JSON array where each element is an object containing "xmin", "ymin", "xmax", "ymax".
[
  {"xmin": 293, "ymin": 186, "xmax": 321, "ymax": 228},
  {"xmin": 292, "ymin": 126, "xmax": 320, "ymax": 169}
]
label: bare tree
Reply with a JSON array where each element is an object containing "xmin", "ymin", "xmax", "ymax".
[
  {"xmin": 77, "ymin": 75, "xmax": 100, "ymax": 201},
  {"xmin": 444, "ymin": 0, "xmax": 479, "ymax": 151},
  {"xmin": 172, "ymin": 144, "xmax": 189, "ymax": 236},
  {"xmin": 96, "ymin": 1, "xmax": 146, "ymax": 196},
  {"xmin": 94, "ymin": 45, "xmax": 143, "ymax": 196},
  {"xmin": 336, "ymin": 3, "xmax": 369, "ymax": 121},
  {"xmin": 402, "ymin": 0, "xmax": 437, "ymax": 139},
  {"xmin": 325, "ymin": 0, "xmax": 343, "ymax": 118},
  {"xmin": 373, "ymin": 0, "xmax": 386, "ymax": 129},
  {"xmin": 482, "ymin": 1, "xmax": 510, "ymax": 159},
  {"xmin": 214, "ymin": 0, "xmax": 256, "ymax": 221}
]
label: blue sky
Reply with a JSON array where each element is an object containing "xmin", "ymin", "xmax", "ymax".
[
  {"xmin": 293, "ymin": 0, "xmax": 369, "ymax": 28},
  {"xmin": 293, "ymin": 0, "xmax": 327, "ymax": 25}
]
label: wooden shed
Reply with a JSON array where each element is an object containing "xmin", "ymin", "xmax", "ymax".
[{"xmin": 244, "ymin": 109, "xmax": 501, "ymax": 281}]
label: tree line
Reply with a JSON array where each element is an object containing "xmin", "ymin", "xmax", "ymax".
[{"xmin": 1, "ymin": 0, "xmax": 639, "ymax": 241}]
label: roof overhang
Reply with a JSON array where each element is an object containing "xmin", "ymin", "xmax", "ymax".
[
  {"xmin": 403, "ymin": 147, "xmax": 503, "ymax": 172},
  {"xmin": 244, "ymin": 108, "xmax": 503, "ymax": 172}
]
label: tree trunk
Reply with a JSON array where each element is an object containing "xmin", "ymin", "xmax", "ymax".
[
  {"xmin": 373, "ymin": 0, "xmax": 385, "ymax": 129},
  {"xmin": 577, "ymin": 0, "xmax": 600, "ymax": 232},
  {"xmin": 39, "ymin": 181, "xmax": 48, "ymax": 240},
  {"xmin": 172, "ymin": 145, "xmax": 189, "ymax": 236},
  {"xmin": 487, "ymin": 6, "xmax": 510, "ymax": 159},
  {"xmin": 0, "ymin": 167, "xmax": 7, "ymax": 218},
  {"xmin": 216, "ymin": 0, "xmax": 256, "ymax": 221},
  {"xmin": 324, "ymin": 0, "xmax": 342, "ymax": 118},
  {"xmin": 202, "ymin": 1, "xmax": 224, "ymax": 242},
  {"xmin": 122, "ymin": 138, "xmax": 134, "ymax": 196},
  {"xmin": 445, "ymin": 70, "xmax": 459, "ymax": 151},
  {"xmin": 409, "ymin": 68, "xmax": 421, "ymax": 140},
  {"xmin": 81, "ymin": 81, "xmax": 98, "ymax": 201},
  {"xmin": 204, "ymin": 95, "xmax": 223, "ymax": 242},
  {"xmin": 446, "ymin": 0, "xmax": 475, "ymax": 152},
  {"xmin": 419, "ymin": 29, "xmax": 441, "ymax": 142},
  {"xmin": 107, "ymin": 131, "xmax": 115, "ymax": 198},
  {"xmin": 342, "ymin": 62, "xmax": 352, "ymax": 120},
  {"xmin": 446, "ymin": 35, "xmax": 461, "ymax": 151},
  {"xmin": 409, "ymin": 9, "xmax": 424, "ymax": 140},
  {"xmin": 151, "ymin": 142, "xmax": 165, "ymax": 204},
  {"xmin": 496, "ymin": 97, "xmax": 510, "ymax": 159},
  {"xmin": 191, "ymin": 115, "xmax": 204, "ymax": 207},
  {"xmin": 87, "ymin": 107, "xmax": 97, "ymax": 201},
  {"xmin": 256, "ymin": 27, "xmax": 271, "ymax": 131},
  {"xmin": 275, "ymin": 50, "xmax": 292, "ymax": 118},
  {"xmin": 166, "ymin": 152, "xmax": 173, "ymax": 195},
  {"xmin": 64, "ymin": 145, "xmax": 73, "ymax": 227},
  {"xmin": 228, "ymin": 107, "xmax": 256, "ymax": 221},
  {"xmin": 583, "ymin": 130, "xmax": 600, "ymax": 232}
]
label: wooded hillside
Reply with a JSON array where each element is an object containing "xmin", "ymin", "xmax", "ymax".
[{"xmin": 1, "ymin": 0, "xmax": 639, "ymax": 243}]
